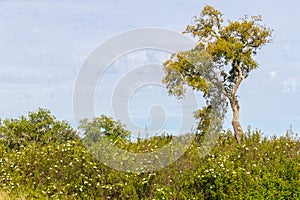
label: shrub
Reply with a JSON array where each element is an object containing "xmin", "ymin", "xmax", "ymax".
[{"xmin": 0, "ymin": 109, "xmax": 299, "ymax": 199}]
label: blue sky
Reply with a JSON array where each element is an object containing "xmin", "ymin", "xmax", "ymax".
[{"xmin": 0, "ymin": 0, "xmax": 299, "ymax": 137}]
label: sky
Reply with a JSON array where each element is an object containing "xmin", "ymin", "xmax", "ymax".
[{"xmin": 0, "ymin": 0, "xmax": 299, "ymax": 138}]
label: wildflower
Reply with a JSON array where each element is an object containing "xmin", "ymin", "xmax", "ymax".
[{"xmin": 142, "ymin": 180, "xmax": 147, "ymax": 185}]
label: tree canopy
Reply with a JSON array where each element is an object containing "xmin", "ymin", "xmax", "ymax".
[
  {"xmin": 78, "ymin": 115, "xmax": 131, "ymax": 145},
  {"xmin": 163, "ymin": 5, "xmax": 272, "ymax": 143},
  {"xmin": 0, "ymin": 108, "xmax": 77, "ymax": 149}
]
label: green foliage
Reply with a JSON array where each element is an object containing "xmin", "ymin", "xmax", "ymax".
[
  {"xmin": 163, "ymin": 5, "xmax": 272, "ymax": 98},
  {"xmin": 162, "ymin": 49, "xmax": 212, "ymax": 98},
  {"xmin": 0, "ymin": 108, "xmax": 77, "ymax": 150},
  {"xmin": 0, "ymin": 109, "xmax": 299, "ymax": 199},
  {"xmin": 79, "ymin": 115, "xmax": 131, "ymax": 143},
  {"xmin": 193, "ymin": 105, "xmax": 212, "ymax": 135},
  {"xmin": 184, "ymin": 5, "xmax": 272, "ymax": 79},
  {"xmin": 162, "ymin": 5, "xmax": 273, "ymax": 140}
]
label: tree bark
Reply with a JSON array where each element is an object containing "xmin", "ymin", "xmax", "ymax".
[{"xmin": 229, "ymin": 96, "xmax": 243, "ymax": 144}]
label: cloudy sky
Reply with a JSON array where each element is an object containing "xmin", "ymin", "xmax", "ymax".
[{"xmin": 0, "ymin": 0, "xmax": 299, "ymax": 138}]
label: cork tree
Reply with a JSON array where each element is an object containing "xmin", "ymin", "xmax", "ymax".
[{"xmin": 162, "ymin": 5, "xmax": 272, "ymax": 143}]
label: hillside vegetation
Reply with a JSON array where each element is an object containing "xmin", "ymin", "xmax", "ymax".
[{"xmin": 0, "ymin": 109, "xmax": 299, "ymax": 199}]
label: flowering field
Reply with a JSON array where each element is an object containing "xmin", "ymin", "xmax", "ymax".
[{"xmin": 0, "ymin": 109, "xmax": 299, "ymax": 199}]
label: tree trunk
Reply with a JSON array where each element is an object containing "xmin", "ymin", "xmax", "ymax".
[{"xmin": 229, "ymin": 97, "xmax": 243, "ymax": 144}]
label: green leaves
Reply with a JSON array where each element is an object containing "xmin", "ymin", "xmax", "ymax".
[
  {"xmin": 162, "ymin": 5, "xmax": 272, "ymax": 137},
  {"xmin": 0, "ymin": 108, "xmax": 77, "ymax": 150},
  {"xmin": 193, "ymin": 105, "xmax": 212, "ymax": 135},
  {"xmin": 79, "ymin": 115, "xmax": 131, "ymax": 143},
  {"xmin": 166, "ymin": 5, "xmax": 272, "ymax": 95},
  {"xmin": 162, "ymin": 49, "xmax": 212, "ymax": 98},
  {"xmin": 0, "ymin": 109, "xmax": 299, "ymax": 199},
  {"xmin": 185, "ymin": 5, "xmax": 223, "ymax": 39}
]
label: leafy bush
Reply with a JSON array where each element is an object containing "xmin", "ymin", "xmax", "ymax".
[
  {"xmin": 0, "ymin": 109, "xmax": 299, "ymax": 199},
  {"xmin": 0, "ymin": 108, "xmax": 77, "ymax": 150}
]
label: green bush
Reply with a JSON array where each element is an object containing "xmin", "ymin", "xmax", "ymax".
[{"xmin": 0, "ymin": 109, "xmax": 299, "ymax": 199}]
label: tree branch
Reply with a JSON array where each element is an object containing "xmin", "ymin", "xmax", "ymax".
[{"xmin": 231, "ymin": 61, "xmax": 244, "ymax": 96}]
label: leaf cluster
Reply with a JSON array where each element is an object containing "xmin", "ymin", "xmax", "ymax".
[{"xmin": 0, "ymin": 109, "xmax": 299, "ymax": 199}]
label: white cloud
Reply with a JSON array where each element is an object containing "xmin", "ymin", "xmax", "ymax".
[
  {"xmin": 126, "ymin": 51, "xmax": 150, "ymax": 65},
  {"xmin": 33, "ymin": 26, "xmax": 40, "ymax": 33},
  {"xmin": 269, "ymin": 71, "xmax": 277, "ymax": 78},
  {"xmin": 283, "ymin": 78, "xmax": 297, "ymax": 93},
  {"xmin": 283, "ymin": 44, "xmax": 291, "ymax": 52}
]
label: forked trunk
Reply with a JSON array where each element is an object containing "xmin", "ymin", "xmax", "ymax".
[{"xmin": 229, "ymin": 97, "xmax": 243, "ymax": 144}]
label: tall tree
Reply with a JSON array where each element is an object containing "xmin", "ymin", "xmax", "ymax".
[
  {"xmin": 78, "ymin": 115, "xmax": 131, "ymax": 145},
  {"xmin": 162, "ymin": 5, "xmax": 272, "ymax": 143}
]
